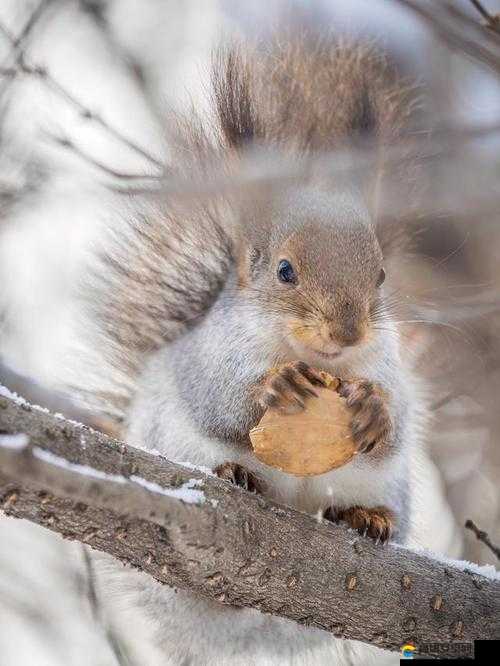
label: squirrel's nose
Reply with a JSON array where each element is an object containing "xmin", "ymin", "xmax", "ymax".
[
  {"xmin": 328, "ymin": 318, "xmax": 365, "ymax": 348},
  {"xmin": 335, "ymin": 329, "xmax": 363, "ymax": 347}
]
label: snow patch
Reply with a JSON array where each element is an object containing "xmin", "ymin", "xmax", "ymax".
[
  {"xmin": 0, "ymin": 383, "xmax": 33, "ymax": 408},
  {"xmin": 32, "ymin": 447, "xmax": 127, "ymax": 484},
  {"xmin": 31, "ymin": 447, "xmax": 207, "ymax": 505},
  {"xmin": 174, "ymin": 460, "xmax": 215, "ymax": 476},
  {"xmin": 0, "ymin": 433, "xmax": 30, "ymax": 450},
  {"xmin": 390, "ymin": 541, "xmax": 500, "ymax": 581},
  {"xmin": 130, "ymin": 475, "xmax": 206, "ymax": 504}
]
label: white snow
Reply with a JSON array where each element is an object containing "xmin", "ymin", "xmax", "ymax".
[
  {"xmin": 0, "ymin": 433, "xmax": 30, "ymax": 450},
  {"xmin": 0, "ymin": 383, "xmax": 33, "ymax": 408},
  {"xmin": 31, "ymin": 446, "xmax": 207, "ymax": 505},
  {"xmin": 174, "ymin": 461, "xmax": 215, "ymax": 476},
  {"xmin": 32, "ymin": 447, "xmax": 127, "ymax": 485},
  {"xmin": 130, "ymin": 475, "xmax": 206, "ymax": 504},
  {"xmin": 1, "ymin": 382, "xmax": 213, "ymax": 505},
  {"xmin": 390, "ymin": 541, "xmax": 500, "ymax": 581}
]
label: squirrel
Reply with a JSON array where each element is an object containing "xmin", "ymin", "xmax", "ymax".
[{"xmin": 84, "ymin": 35, "xmax": 426, "ymax": 666}]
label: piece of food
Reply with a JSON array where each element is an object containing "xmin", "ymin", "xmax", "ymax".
[{"xmin": 249, "ymin": 372, "xmax": 357, "ymax": 476}]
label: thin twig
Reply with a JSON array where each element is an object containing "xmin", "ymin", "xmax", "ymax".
[
  {"xmin": 465, "ymin": 519, "xmax": 500, "ymax": 561},
  {"xmin": 470, "ymin": 0, "xmax": 495, "ymax": 24},
  {"xmin": 394, "ymin": 0, "xmax": 500, "ymax": 72},
  {"xmin": 469, "ymin": 0, "xmax": 500, "ymax": 33},
  {"xmin": 0, "ymin": 13, "xmax": 163, "ymax": 170},
  {"xmin": 0, "ymin": 0, "xmax": 51, "ymax": 98},
  {"xmin": 11, "ymin": 0, "xmax": 51, "ymax": 48},
  {"xmin": 46, "ymin": 133, "xmax": 162, "ymax": 182},
  {"xmin": 0, "ymin": 0, "xmax": 50, "ymax": 65},
  {"xmin": 82, "ymin": 546, "xmax": 135, "ymax": 666}
]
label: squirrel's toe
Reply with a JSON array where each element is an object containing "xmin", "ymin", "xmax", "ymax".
[
  {"xmin": 214, "ymin": 462, "xmax": 262, "ymax": 493},
  {"xmin": 258, "ymin": 361, "xmax": 324, "ymax": 414},
  {"xmin": 339, "ymin": 380, "xmax": 392, "ymax": 454}
]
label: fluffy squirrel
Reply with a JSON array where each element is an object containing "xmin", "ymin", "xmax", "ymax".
[{"xmin": 85, "ymin": 36, "xmax": 426, "ymax": 666}]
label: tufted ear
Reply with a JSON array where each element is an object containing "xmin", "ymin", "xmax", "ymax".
[{"xmin": 234, "ymin": 211, "xmax": 273, "ymax": 286}]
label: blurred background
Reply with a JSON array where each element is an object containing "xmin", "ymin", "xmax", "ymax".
[{"xmin": 1, "ymin": 1, "xmax": 499, "ymax": 664}]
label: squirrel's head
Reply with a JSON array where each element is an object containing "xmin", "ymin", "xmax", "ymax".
[{"xmin": 237, "ymin": 186, "xmax": 386, "ymax": 360}]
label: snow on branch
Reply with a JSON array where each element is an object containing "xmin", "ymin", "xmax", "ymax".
[{"xmin": 0, "ymin": 389, "xmax": 499, "ymax": 656}]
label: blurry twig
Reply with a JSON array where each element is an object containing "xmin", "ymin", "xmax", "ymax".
[
  {"xmin": 469, "ymin": 0, "xmax": 500, "ymax": 34},
  {"xmin": 46, "ymin": 133, "xmax": 162, "ymax": 183},
  {"xmin": 0, "ymin": 0, "xmax": 51, "ymax": 98},
  {"xmin": 82, "ymin": 547, "xmax": 136, "ymax": 666},
  {"xmin": 0, "ymin": 358, "xmax": 116, "ymax": 434},
  {"xmin": 0, "ymin": 11, "xmax": 163, "ymax": 171},
  {"xmin": 0, "ymin": 0, "xmax": 50, "ymax": 66},
  {"xmin": 465, "ymin": 520, "xmax": 500, "ymax": 560},
  {"xmin": 430, "ymin": 390, "xmax": 463, "ymax": 412},
  {"xmin": 394, "ymin": 0, "xmax": 500, "ymax": 72}
]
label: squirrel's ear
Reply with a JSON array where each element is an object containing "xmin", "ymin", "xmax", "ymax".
[
  {"xmin": 248, "ymin": 247, "xmax": 266, "ymax": 276},
  {"xmin": 236, "ymin": 243, "xmax": 268, "ymax": 287}
]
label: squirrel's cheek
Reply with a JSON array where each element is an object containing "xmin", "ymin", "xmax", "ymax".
[{"xmin": 287, "ymin": 320, "xmax": 318, "ymax": 346}]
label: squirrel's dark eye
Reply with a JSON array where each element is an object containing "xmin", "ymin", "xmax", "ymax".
[
  {"xmin": 376, "ymin": 267, "xmax": 386, "ymax": 288},
  {"xmin": 277, "ymin": 259, "xmax": 297, "ymax": 284}
]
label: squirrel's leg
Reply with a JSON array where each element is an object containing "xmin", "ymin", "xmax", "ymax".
[{"xmin": 325, "ymin": 379, "xmax": 396, "ymax": 543}]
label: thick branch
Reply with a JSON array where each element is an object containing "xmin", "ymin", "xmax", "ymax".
[{"xmin": 0, "ymin": 392, "xmax": 499, "ymax": 655}]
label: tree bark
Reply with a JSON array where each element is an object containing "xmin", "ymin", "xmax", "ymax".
[{"xmin": 0, "ymin": 391, "xmax": 499, "ymax": 656}]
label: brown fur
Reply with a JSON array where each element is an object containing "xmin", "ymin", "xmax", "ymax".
[
  {"xmin": 325, "ymin": 505, "xmax": 395, "ymax": 543},
  {"xmin": 338, "ymin": 379, "xmax": 393, "ymax": 457},
  {"xmin": 258, "ymin": 361, "xmax": 326, "ymax": 413},
  {"xmin": 212, "ymin": 37, "xmax": 415, "ymax": 154},
  {"xmin": 214, "ymin": 461, "xmax": 262, "ymax": 493}
]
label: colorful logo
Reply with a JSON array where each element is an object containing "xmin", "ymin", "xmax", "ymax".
[{"xmin": 401, "ymin": 644, "xmax": 416, "ymax": 659}]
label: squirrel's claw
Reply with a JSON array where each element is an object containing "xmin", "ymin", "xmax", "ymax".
[
  {"xmin": 214, "ymin": 462, "xmax": 262, "ymax": 494},
  {"xmin": 338, "ymin": 379, "xmax": 392, "ymax": 455},
  {"xmin": 324, "ymin": 505, "xmax": 394, "ymax": 544},
  {"xmin": 258, "ymin": 361, "xmax": 326, "ymax": 415}
]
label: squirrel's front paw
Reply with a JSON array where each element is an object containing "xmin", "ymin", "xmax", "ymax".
[
  {"xmin": 338, "ymin": 380, "xmax": 392, "ymax": 454},
  {"xmin": 214, "ymin": 462, "xmax": 262, "ymax": 493},
  {"xmin": 258, "ymin": 361, "xmax": 326, "ymax": 414},
  {"xmin": 325, "ymin": 505, "xmax": 394, "ymax": 544}
]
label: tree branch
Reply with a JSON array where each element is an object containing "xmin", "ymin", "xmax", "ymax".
[
  {"xmin": 0, "ymin": 390, "xmax": 499, "ymax": 655},
  {"xmin": 394, "ymin": 0, "xmax": 500, "ymax": 73},
  {"xmin": 0, "ymin": 9, "xmax": 163, "ymax": 172},
  {"xmin": 466, "ymin": 519, "xmax": 500, "ymax": 561},
  {"xmin": 469, "ymin": 0, "xmax": 500, "ymax": 34}
]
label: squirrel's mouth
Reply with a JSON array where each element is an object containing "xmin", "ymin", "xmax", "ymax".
[
  {"xmin": 313, "ymin": 349, "xmax": 341, "ymax": 360},
  {"xmin": 288, "ymin": 336, "xmax": 343, "ymax": 360}
]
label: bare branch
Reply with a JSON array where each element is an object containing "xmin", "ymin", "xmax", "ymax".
[
  {"xmin": 469, "ymin": 0, "xmax": 500, "ymax": 33},
  {"xmin": 394, "ymin": 0, "xmax": 500, "ymax": 72},
  {"xmin": 45, "ymin": 133, "xmax": 163, "ymax": 183},
  {"xmin": 0, "ymin": 12, "xmax": 163, "ymax": 171},
  {"xmin": 0, "ymin": 391, "xmax": 498, "ymax": 655},
  {"xmin": 465, "ymin": 520, "xmax": 500, "ymax": 561}
]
